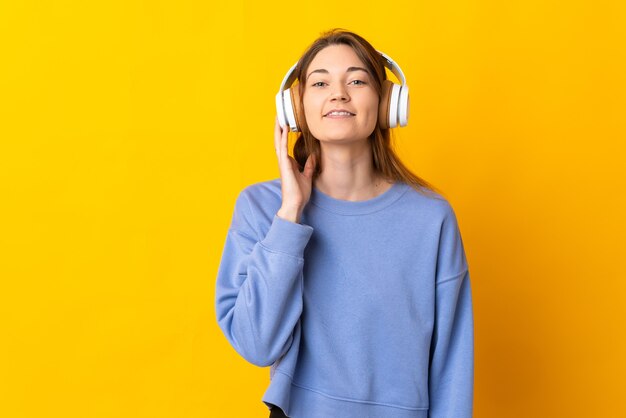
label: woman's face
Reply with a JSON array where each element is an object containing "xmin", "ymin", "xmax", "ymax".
[{"xmin": 302, "ymin": 44, "xmax": 379, "ymax": 144}]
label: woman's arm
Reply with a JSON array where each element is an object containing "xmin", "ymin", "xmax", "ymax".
[
  {"xmin": 215, "ymin": 189, "xmax": 314, "ymax": 367},
  {"xmin": 428, "ymin": 202, "xmax": 475, "ymax": 417}
]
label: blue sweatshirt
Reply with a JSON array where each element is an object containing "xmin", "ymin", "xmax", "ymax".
[{"xmin": 215, "ymin": 178, "xmax": 474, "ymax": 418}]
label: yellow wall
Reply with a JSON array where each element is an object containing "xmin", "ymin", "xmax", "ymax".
[{"xmin": 1, "ymin": 1, "xmax": 625, "ymax": 417}]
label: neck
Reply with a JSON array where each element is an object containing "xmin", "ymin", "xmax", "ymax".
[{"xmin": 313, "ymin": 141, "xmax": 390, "ymax": 201}]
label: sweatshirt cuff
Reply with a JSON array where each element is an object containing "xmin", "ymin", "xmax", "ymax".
[{"xmin": 260, "ymin": 214, "xmax": 314, "ymax": 258}]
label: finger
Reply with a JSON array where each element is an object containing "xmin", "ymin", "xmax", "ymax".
[
  {"xmin": 279, "ymin": 125, "xmax": 293, "ymax": 176},
  {"xmin": 289, "ymin": 156, "xmax": 299, "ymax": 173},
  {"xmin": 274, "ymin": 117, "xmax": 281, "ymax": 156},
  {"xmin": 280, "ymin": 123, "xmax": 289, "ymax": 162},
  {"xmin": 303, "ymin": 153, "xmax": 315, "ymax": 178}
]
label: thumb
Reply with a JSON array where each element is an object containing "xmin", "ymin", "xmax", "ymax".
[{"xmin": 303, "ymin": 153, "xmax": 316, "ymax": 179}]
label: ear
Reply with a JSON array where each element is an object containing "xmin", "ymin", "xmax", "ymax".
[{"xmin": 378, "ymin": 79, "xmax": 393, "ymax": 130}]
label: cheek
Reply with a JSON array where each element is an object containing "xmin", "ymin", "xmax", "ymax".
[
  {"xmin": 302, "ymin": 94, "xmax": 319, "ymax": 117},
  {"xmin": 361, "ymin": 93, "xmax": 380, "ymax": 123},
  {"xmin": 301, "ymin": 94, "xmax": 322, "ymax": 136}
]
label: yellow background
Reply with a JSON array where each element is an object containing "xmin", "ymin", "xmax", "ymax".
[{"xmin": 1, "ymin": 1, "xmax": 625, "ymax": 417}]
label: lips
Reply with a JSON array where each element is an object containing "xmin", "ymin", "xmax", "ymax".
[{"xmin": 324, "ymin": 109, "xmax": 356, "ymax": 116}]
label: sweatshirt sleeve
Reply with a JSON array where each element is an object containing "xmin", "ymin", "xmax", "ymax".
[
  {"xmin": 215, "ymin": 189, "xmax": 314, "ymax": 367},
  {"xmin": 428, "ymin": 202, "xmax": 474, "ymax": 418}
]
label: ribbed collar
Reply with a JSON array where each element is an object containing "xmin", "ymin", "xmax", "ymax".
[{"xmin": 309, "ymin": 181, "xmax": 409, "ymax": 215}]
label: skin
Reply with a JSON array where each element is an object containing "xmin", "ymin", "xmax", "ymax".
[{"xmin": 274, "ymin": 44, "xmax": 394, "ymax": 223}]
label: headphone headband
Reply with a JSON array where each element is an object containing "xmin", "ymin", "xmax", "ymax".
[{"xmin": 377, "ymin": 51, "xmax": 407, "ymax": 85}]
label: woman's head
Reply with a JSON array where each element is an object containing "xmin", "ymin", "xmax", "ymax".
[
  {"xmin": 294, "ymin": 31, "xmax": 386, "ymax": 144},
  {"xmin": 291, "ymin": 28, "xmax": 441, "ymax": 196},
  {"xmin": 301, "ymin": 43, "xmax": 380, "ymax": 145}
]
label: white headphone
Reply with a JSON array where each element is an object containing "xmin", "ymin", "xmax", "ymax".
[{"xmin": 275, "ymin": 50, "xmax": 410, "ymax": 132}]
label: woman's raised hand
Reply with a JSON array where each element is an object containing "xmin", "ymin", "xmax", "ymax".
[{"xmin": 274, "ymin": 116, "xmax": 316, "ymax": 224}]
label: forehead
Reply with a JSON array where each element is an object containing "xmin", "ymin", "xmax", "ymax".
[{"xmin": 306, "ymin": 44, "xmax": 366, "ymax": 73}]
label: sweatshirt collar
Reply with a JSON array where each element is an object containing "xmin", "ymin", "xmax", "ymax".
[{"xmin": 309, "ymin": 181, "xmax": 409, "ymax": 215}]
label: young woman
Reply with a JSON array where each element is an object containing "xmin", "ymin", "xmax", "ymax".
[{"xmin": 215, "ymin": 29, "xmax": 474, "ymax": 418}]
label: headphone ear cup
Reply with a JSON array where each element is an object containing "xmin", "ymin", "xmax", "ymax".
[
  {"xmin": 282, "ymin": 88, "xmax": 298, "ymax": 132},
  {"xmin": 276, "ymin": 90, "xmax": 288, "ymax": 127},
  {"xmin": 378, "ymin": 79, "xmax": 393, "ymax": 130},
  {"xmin": 290, "ymin": 84, "xmax": 304, "ymax": 132},
  {"xmin": 389, "ymin": 83, "xmax": 402, "ymax": 129},
  {"xmin": 398, "ymin": 85, "xmax": 409, "ymax": 127}
]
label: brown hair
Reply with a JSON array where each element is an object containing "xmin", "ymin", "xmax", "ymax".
[{"xmin": 291, "ymin": 28, "xmax": 442, "ymax": 197}]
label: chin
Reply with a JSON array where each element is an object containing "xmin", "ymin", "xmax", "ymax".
[
  {"xmin": 312, "ymin": 127, "xmax": 362, "ymax": 141},
  {"xmin": 318, "ymin": 135, "xmax": 364, "ymax": 144}
]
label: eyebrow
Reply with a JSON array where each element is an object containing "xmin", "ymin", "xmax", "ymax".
[{"xmin": 306, "ymin": 66, "xmax": 369, "ymax": 80}]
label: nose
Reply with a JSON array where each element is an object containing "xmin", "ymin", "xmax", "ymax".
[{"xmin": 330, "ymin": 85, "xmax": 349, "ymax": 102}]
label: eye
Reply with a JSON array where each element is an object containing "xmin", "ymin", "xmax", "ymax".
[
  {"xmin": 350, "ymin": 80, "xmax": 366, "ymax": 85},
  {"xmin": 311, "ymin": 81, "xmax": 326, "ymax": 87}
]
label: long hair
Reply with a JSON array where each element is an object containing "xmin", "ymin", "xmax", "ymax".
[{"xmin": 291, "ymin": 28, "xmax": 442, "ymax": 197}]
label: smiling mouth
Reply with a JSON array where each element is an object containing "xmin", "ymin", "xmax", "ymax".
[{"xmin": 324, "ymin": 112, "xmax": 356, "ymax": 118}]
